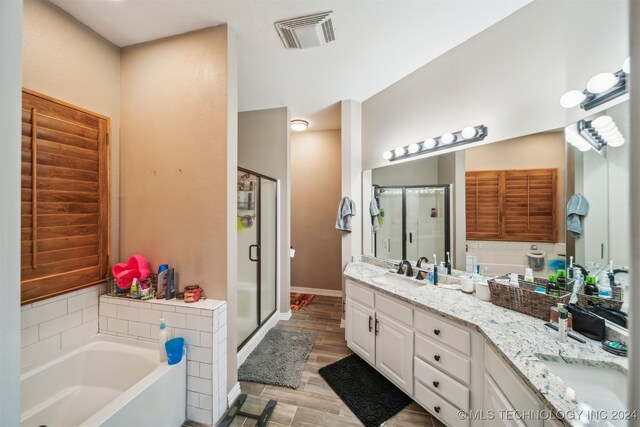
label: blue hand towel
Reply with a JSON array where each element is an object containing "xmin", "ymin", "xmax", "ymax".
[
  {"xmin": 369, "ymin": 199, "xmax": 380, "ymax": 232},
  {"xmin": 336, "ymin": 197, "xmax": 356, "ymax": 232},
  {"xmin": 566, "ymin": 193, "xmax": 589, "ymax": 238}
]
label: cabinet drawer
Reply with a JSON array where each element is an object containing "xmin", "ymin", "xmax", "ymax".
[
  {"xmin": 414, "ymin": 379, "xmax": 469, "ymax": 427},
  {"xmin": 415, "ymin": 310, "xmax": 471, "ymax": 356},
  {"xmin": 416, "ymin": 333, "xmax": 471, "ymax": 385},
  {"xmin": 414, "ymin": 356, "xmax": 469, "ymax": 411},
  {"xmin": 346, "ymin": 280, "xmax": 374, "ymax": 307},
  {"xmin": 375, "ymin": 293, "xmax": 413, "ymax": 326}
]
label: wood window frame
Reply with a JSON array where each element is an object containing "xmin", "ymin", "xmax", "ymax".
[
  {"xmin": 21, "ymin": 88, "xmax": 110, "ymax": 304},
  {"xmin": 466, "ymin": 168, "xmax": 558, "ymax": 243}
]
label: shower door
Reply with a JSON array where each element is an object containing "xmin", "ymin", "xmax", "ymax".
[
  {"xmin": 237, "ymin": 168, "xmax": 277, "ymax": 349},
  {"xmin": 374, "ymin": 185, "xmax": 450, "ymax": 263}
]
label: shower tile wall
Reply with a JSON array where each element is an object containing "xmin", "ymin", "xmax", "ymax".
[
  {"xmin": 466, "ymin": 241, "xmax": 566, "ymax": 274},
  {"xmin": 99, "ymin": 296, "xmax": 228, "ymax": 425},
  {"xmin": 20, "ymin": 284, "xmax": 102, "ymax": 366}
]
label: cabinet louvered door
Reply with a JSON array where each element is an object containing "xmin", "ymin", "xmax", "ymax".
[
  {"xmin": 465, "ymin": 171, "xmax": 501, "ymax": 240},
  {"xmin": 21, "ymin": 89, "xmax": 109, "ymax": 304},
  {"xmin": 503, "ymin": 169, "xmax": 557, "ymax": 242}
]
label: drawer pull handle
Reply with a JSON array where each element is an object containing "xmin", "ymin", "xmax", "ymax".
[
  {"xmin": 434, "ymin": 354, "xmax": 441, "ymax": 362},
  {"xmin": 434, "ymin": 329, "xmax": 441, "ymax": 336},
  {"xmin": 434, "ymin": 406, "xmax": 441, "ymax": 414},
  {"xmin": 375, "ymin": 318, "xmax": 379, "ymax": 336},
  {"xmin": 433, "ymin": 380, "xmax": 439, "ymax": 388},
  {"xmin": 368, "ymin": 316, "xmax": 373, "ymax": 332}
]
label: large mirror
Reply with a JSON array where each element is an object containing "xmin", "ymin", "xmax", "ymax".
[
  {"xmin": 565, "ymin": 100, "xmax": 630, "ymax": 322},
  {"xmin": 364, "ymin": 99, "xmax": 630, "ymax": 328}
]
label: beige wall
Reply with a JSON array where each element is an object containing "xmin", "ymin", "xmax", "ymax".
[
  {"xmin": 465, "ymin": 131, "xmax": 566, "ymax": 242},
  {"xmin": 23, "ymin": 0, "xmax": 121, "ymax": 262},
  {"xmin": 291, "ymin": 130, "xmax": 342, "ymax": 291},
  {"xmin": 238, "ymin": 108, "xmax": 291, "ymax": 312},
  {"xmin": 120, "ymin": 26, "xmax": 231, "ymax": 298}
]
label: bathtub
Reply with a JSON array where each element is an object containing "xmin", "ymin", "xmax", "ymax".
[{"xmin": 21, "ymin": 334, "xmax": 186, "ymax": 427}]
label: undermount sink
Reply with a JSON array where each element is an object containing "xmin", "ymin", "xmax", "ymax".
[
  {"xmin": 541, "ymin": 358, "xmax": 627, "ymax": 426},
  {"xmin": 372, "ymin": 272, "xmax": 422, "ymax": 290}
]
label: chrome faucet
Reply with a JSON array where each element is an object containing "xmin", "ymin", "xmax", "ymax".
[{"xmin": 396, "ymin": 260, "xmax": 414, "ymax": 277}]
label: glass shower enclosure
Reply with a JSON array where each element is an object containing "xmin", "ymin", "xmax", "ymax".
[
  {"xmin": 373, "ymin": 185, "xmax": 450, "ymax": 263},
  {"xmin": 237, "ymin": 168, "xmax": 277, "ymax": 349}
]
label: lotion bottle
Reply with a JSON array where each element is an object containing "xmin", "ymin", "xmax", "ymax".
[
  {"xmin": 558, "ymin": 304, "xmax": 568, "ymax": 343},
  {"xmin": 159, "ymin": 319, "xmax": 168, "ymax": 362}
]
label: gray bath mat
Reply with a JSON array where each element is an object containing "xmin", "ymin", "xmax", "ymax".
[{"xmin": 238, "ymin": 328, "xmax": 315, "ymax": 389}]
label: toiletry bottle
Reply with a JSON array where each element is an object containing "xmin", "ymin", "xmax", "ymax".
[
  {"xmin": 558, "ymin": 304, "xmax": 568, "ymax": 343},
  {"xmin": 159, "ymin": 319, "xmax": 168, "ymax": 362},
  {"xmin": 433, "ymin": 255, "xmax": 438, "ymax": 286},
  {"xmin": 130, "ymin": 278, "xmax": 139, "ymax": 298},
  {"xmin": 439, "ymin": 262, "xmax": 446, "ymax": 276},
  {"xmin": 585, "ymin": 275, "xmax": 599, "ymax": 306},
  {"xmin": 546, "ymin": 274, "xmax": 560, "ymax": 297},
  {"xmin": 524, "ymin": 268, "xmax": 534, "ymax": 283},
  {"xmin": 157, "ymin": 264, "xmax": 169, "ymax": 298},
  {"xmin": 446, "ymin": 252, "xmax": 452, "ymax": 275},
  {"xmin": 557, "ymin": 269, "xmax": 567, "ymax": 290},
  {"xmin": 568, "ymin": 256, "xmax": 574, "ymax": 279}
]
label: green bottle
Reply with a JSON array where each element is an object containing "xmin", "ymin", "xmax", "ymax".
[
  {"xmin": 547, "ymin": 274, "xmax": 561, "ymax": 297},
  {"xmin": 585, "ymin": 275, "xmax": 599, "ymax": 306},
  {"xmin": 557, "ymin": 269, "xmax": 567, "ymax": 291}
]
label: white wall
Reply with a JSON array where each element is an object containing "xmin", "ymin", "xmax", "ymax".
[
  {"xmin": 341, "ymin": 100, "xmax": 363, "ymax": 268},
  {"xmin": 362, "ymin": 0, "xmax": 629, "ymax": 171},
  {"xmin": 0, "ymin": 1, "xmax": 22, "ymax": 424}
]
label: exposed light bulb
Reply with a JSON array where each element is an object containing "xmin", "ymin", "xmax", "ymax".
[
  {"xmin": 607, "ymin": 135, "xmax": 625, "ymax": 147},
  {"xmin": 382, "ymin": 151, "xmax": 393, "ymax": 160},
  {"xmin": 394, "ymin": 147, "xmax": 406, "ymax": 157},
  {"xmin": 623, "ymin": 57, "xmax": 631, "ymax": 74},
  {"xmin": 564, "ymin": 124, "xmax": 579, "ymax": 141},
  {"xmin": 560, "ymin": 90, "xmax": 586, "ymax": 108},
  {"xmin": 577, "ymin": 142, "xmax": 592, "ymax": 152},
  {"xmin": 423, "ymin": 138, "xmax": 437, "ymax": 149},
  {"xmin": 408, "ymin": 143, "xmax": 421, "ymax": 154},
  {"xmin": 461, "ymin": 127, "xmax": 477, "ymax": 139},
  {"xmin": 586, "ymin": 72, "xmax": 618, "ymax": 94},
  {"xmin": 592, "ymin": 115, "xmax": 613, "ymax": 130},
  {"xmin": 441, "ymin": 133, "xmax": 456, "ymax": 145}
]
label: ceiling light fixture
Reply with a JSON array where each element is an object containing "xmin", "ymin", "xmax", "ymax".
[
  {"xmin": 560, "ymin": 57, "xmax": 628, "ymax": 111},
  {"xmin": 290, "ymin": 119, "xmax": 309, "ymax": 131},
  {"xmin": 382, "ymin": 125, "xmax": 488, "ymax": 162}
]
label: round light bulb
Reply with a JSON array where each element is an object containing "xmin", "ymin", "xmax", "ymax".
[
  {"xmin": 423, "ymin": 138, "xmax": 437, "ymax": 149},
  {"xmin": 592, "ymin": 115, "xmax": 613, "ymax": 130},
  {"xmin": 607, "ymin": 136, "xmax": 625, "ymax": 147},
  {"xmin": 461, "ymin": 126, "xmax": 477, "ymax": 139},
  {"xmin": 408, "ymin": 143, "xmax": 421, "ymax": 154},
  {"xmin": 586, "ymin": 72, "xmax": 618, "ymax": 94},
  {"xmin": 441, "ymin": 133, "xmax": 456, "ymax": 145},
  {"xmin": 394, "ymin": 147, "xmax": 406, "ymax": 157},
  {"xmin": 623, "ymin": 57, "xmax": 631, "ymax": 74},
  {"xmin": 560, "ymin": 90, "xmax": 586, "ymax": 108},
  {"xmin": 578, "ymin": 142, "xmax": 592, "ymax": 152},
  {"xmin": 382, "ymin": 151, "xmax": 393, "ymax": 160}
]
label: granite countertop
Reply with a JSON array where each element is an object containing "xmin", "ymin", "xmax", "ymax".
[{"xmin": 343, "ymin": 259, "xmax": 628, "ymax": 427}]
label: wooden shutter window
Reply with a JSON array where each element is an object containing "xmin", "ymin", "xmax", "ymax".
[
  {"xmin": 21, "ymin": 89, "xmax": 110, "ymax": 304},
  {"xmin": 466, "ymin": 169, "xmax": 557, "ymax": 243}
]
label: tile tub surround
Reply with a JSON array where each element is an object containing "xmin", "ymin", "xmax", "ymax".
[
  {"xmin": 465, "ymin": 241, "xmax": 566, "ymax": 276},
  {"xmin": 344, "ymin": 260, "xmax": 627, "ymax": 427},
  {"xmin": 21, "ymin": 284, "xmax": 102, "ymax": 366},
  {"xmin": 99, "ymin": 295, "xmax": 228, "ymax": 426}
]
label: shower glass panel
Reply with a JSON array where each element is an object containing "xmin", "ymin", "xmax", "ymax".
[
  {"xmin": 374, "ymin": 188, "xmax": 403, "ymax": 262},
  {"xmin": 237, "ymin": 169, "xmax": 278, "ymax": 349},
  {"xmin": 406, "ymin": 187, "xmax": 447, "ymax": 262},
  {"xmin": 374, "ymin": 185, "xmax": 450, "ymax": 263},
  {"xmin": 259, "ymin": 179, "xmax": 277, "ymax": 323}
]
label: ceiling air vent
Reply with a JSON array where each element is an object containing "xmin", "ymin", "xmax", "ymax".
[{"xmin": 275, "ymin": 12, "xmax": 335, "ymax": 49}]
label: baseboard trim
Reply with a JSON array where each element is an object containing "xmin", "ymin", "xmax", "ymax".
[
  {"xmin": 291, "ymin": 286, "xmax": 342, "ymax": 297},
  {"xmin": 279, "ymin": 310, "xmax": 292, "ymax": 321},
  {"xmin": 237, "ymin": 311, "xmax": 279, "ymax": 367},
  {"xmin": 227, "ymin": 382, "xmax": 241, "ymax": 406}
]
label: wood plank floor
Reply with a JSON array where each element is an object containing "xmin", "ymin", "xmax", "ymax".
[{"xmin": 232, "ymin": 295, "xmax": 445, "ymax": 427}]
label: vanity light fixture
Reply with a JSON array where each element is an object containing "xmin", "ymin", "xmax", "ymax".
[
  {"xmin": 382, "ymin": 125, "xmax": 488, "ymax": 162},
  {"xmin": 560, "ymin": 57, "xmax": 629, "ymax": 110},
  {"xmin": 290, "ymin": 119, "xmax": 309, "ymax": 131},
  {"xmin": 565, "ymin": 115, "xmax": 625, "ymax": 152}
]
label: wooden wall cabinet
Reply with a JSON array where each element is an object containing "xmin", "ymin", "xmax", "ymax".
[{"xmin": 21, "ymin": 89, "xmax": 110, "ymax": 304}]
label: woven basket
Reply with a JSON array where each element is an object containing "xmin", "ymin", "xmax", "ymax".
[
  {"xmin": 487, "ymin": 275, "xmax": 571, "ymax": 321},
  {"xmin": 576, "ymin": 284, "xmax": 624, "ymax": 311}
]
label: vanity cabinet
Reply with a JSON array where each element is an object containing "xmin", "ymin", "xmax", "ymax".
[{"xmin": 345, "ymin": 280, "xmax": 414, "ymax": 394}]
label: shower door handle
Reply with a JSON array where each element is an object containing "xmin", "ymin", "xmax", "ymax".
[
  {"xmin": 249, "ymin": 244, "xmax": 260, "ymax": 262},
  {"xmin": 409, "ymin": 232, "xmax": 413, "ymax": 243}
]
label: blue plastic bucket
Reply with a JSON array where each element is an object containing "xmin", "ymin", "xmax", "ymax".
[{"xmin": 165, "ymin": 337, "xmax": 185, "ymax": 365}]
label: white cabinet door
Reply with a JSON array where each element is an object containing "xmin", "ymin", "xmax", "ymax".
[
  {"xmin": 483, "ymin": 374, "xmax": 526, "ymax": 427},
  {"xmin": 346, "ymin": 298, "xmax": 375, "ymax": 365},
  {"xmin": 375, "ymin": 311, "xmax": 414, "ymax": 394}
]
